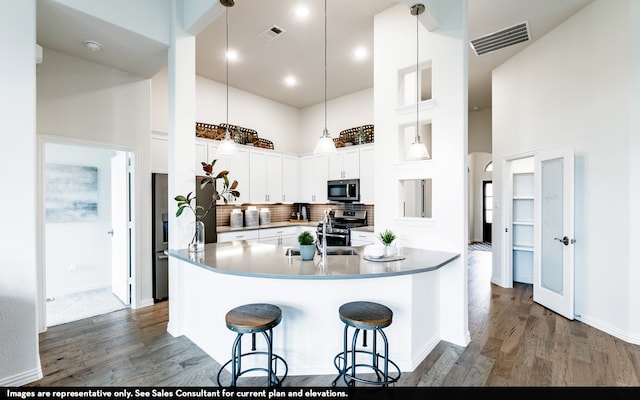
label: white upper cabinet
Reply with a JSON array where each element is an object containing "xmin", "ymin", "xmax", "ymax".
[
  {"xmin": 250, "ymin": 150, "xmax": 283, "ymax": 203},
  {"xmin": 300, "ymin": 155, "xmax": 329, "ymax": 203},
  {"xmin": 329, "ymin": 148, "xmax": 360, "ymax": 179},
  {"xmin": 208, "ymin": 142, "xmax": 250, "ymax": 204},
  {"xmin": 282, "ymin": 155, "xmax": 299, "ymax": 203}
]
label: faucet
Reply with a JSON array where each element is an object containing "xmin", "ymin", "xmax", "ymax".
[{"xmin": 320, "ymin": 208, "xmax": 332, "ymax": 264}]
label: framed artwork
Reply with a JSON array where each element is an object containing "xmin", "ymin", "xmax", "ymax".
[{"xmin": 45, "ymin": 164, "xmax": 98, "ymax": 223}]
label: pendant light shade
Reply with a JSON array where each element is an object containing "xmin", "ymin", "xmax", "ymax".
[
  {"xmin": 313, "ymin": 0, "xmax": 337, "ymax": 155},
  {"xmin": 216, "ymin": 0, "xmax": 238, "ymax": 157},
  {"xmin": 407, "ymin": 3, "xmax": 430, "ymax": 161}
]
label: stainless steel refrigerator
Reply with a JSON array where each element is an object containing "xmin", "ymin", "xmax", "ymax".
[{"xmin": 152, "ymin": 173, "xmax": 217, "ymax": 302}]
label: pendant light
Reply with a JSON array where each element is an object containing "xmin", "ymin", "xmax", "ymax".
[
  {"xmin": 216, "ymin": 0, "xmax": 238, "ymax": 156},
  {"xmin": 406, "ymin": 3, "xmax": 430, "ymax": 161},
  {"xmin": 313, "ymin": 0, "xmax": 337, "ymax": 155}
]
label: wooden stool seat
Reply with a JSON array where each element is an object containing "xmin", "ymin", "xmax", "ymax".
[
  {"xmin": 226, "ymin": 303, "xmax": 282, "ymax": 333},
  {"xmin": 217, "ymin": 303, "xmax": 287, "ymax": 387},
  {"xmin": 333, "ymin": 301, "xmax": 400, "ymax": 387},
  {"xmin": 339, "ymin": 301, "xmax": 393, "ymax": 330}
]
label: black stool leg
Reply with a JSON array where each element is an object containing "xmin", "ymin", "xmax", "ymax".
[
  {"xmin": 230, "ymin": 333, "xmax": 243, "ymax": 387},
  {"xmin": 349, "ymin": 328, "xmax": 360, "ymax": 386}
]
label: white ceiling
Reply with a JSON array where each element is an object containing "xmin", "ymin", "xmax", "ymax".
[{"xmin": 36, "ymin": 0, "xmax": 594, "ymax": 111}]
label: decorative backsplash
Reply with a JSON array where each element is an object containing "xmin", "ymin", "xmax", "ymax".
[{"xmin": 216, "ymin": 203, "xmax": 374, "ymax": 227}]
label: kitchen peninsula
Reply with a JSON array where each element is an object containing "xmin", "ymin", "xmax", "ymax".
[{"xmin": 166, "ymin": 241, "xmax": 459, "ymax": 376}]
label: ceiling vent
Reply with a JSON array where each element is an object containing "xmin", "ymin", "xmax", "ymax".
[
  {"xmin": 470, "ymin": 21, "xmax": 530, "ymax": 56},
  {"xmin": 259, "ymin": 25, "xmax": 286, "ymax": 42}
]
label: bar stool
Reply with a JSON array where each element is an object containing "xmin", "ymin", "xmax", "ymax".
[
  {"xmin": 332, "ymin": 301, "xmax": 401, "ymax": 387},
  {"xmin": 216, "ymin": 303, "xmax": 288, "ymax": 387}
]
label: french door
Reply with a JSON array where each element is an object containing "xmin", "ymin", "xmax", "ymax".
[{"xmin": 533, "ymin": 148, "xmax": 575, "ymax": 319}]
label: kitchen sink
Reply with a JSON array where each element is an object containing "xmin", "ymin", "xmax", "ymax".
[{"xmin": 286, "ymin": 246, "xmax": 359, "ymax": 256}]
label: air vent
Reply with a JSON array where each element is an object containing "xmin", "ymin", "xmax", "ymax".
[
  {"xmin": 259, "ymin": 25, "xmax": 286, "ymax": 42},
  {"xmin": 470, "ymin": 21, "xmax": 530, "ymax": 56}
]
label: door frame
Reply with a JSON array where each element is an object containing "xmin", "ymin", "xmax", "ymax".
[
  {"xmin": 500, "ymin": 150, "xmax": 538, "ymax": 288},
  {"xmin": 37, "ymin": 135, "xmax": 137, "ymax": 332},
  {"xmin": 482, "ymin": 180, "xmax": 492, "ymax": 243}
]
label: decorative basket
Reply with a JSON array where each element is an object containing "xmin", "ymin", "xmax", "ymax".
[
  {"xmin": 219, "ymin": 123, "xmax": 258, "ymax": 145},
  {"xmin": 252, "ymin": 137, "xmax": 274, "ymax": 150},
  {"xmin": 195, "ymin": 122, "xmax": 227, "ymax": 140},
  {"xmin": 333, "ymin": 138, "xmax": 345, "ymax": 148},
  {"xmin": 338, "ymin": 124, "xmax": 374, "ymax": 145}
]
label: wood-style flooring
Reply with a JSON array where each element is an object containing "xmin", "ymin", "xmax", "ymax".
[{"xmin": 27, "ymin": 250, "xmax": 640, "ymax": 387}]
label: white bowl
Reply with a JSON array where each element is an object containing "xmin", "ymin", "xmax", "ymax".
[{"xmin": 365, "ymin": 244, "xmax": 385, "ymax": 259}]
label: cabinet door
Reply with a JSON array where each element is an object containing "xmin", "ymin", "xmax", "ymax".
[
  {"xmin": 342, "ymin": 149, "xmax": 360, "ymax": 179},
  {"xmin": 250, "ymin": 151, "xmax": 268, "ymax": 202},
  {"xmin": 328, "ymin": 153, "xmax": 343, "ymax": 180},
  {"xmin": 282, "ymin": 155, "xmax": 298, "ymax": 203},
  {"xmin": 300, "ymin": 156, "xmax": 316, "ymax": 203},
  {"xmin": 195, "ymin": 139, "xmax": 208, "ymax": 175},
  {"xmin": 211, "ymin": 144, "xmax": 250, "ymax": 204},
  {"xmin": 359, "ymin": 146, "xmax": 375, "ymax": 204},
  {"xmin": 266, "ymin": 153, "xmax": 283, "ymax": 202},
  {"xmin": 314, "ymin": 155, "xmax": 329, "ymax": 203},
  {"xmin": 217, "ymin": 230, "xmax": 259, "ymax": 243}
]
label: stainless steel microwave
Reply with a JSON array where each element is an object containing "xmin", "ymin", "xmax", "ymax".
[{"xmin": 327, "ymin": 179, "xmax": 360, "ymax": 202}]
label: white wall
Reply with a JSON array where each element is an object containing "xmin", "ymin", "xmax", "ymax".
[
  {"xmin": 492, "ymin": 0, "xmax": 639, "ymax": 343},
  {"xmin": 152, "ymin": 68, "xmax": 373, "ymax": 155},
  {"xmin": 0, "ymin": 0, "xmax": 42, "ymax": 386},
  {"xmin": 298, "ymin": 88, "xmax": 374, "ymax": 154},
  {"xmin": 37, "ymin": 49, "xmax": 154, "ymax": 309},
  {"xmin": 373, "ymin": 2, "xmax": 469, "ymax": 346},
  {"xmin": 44, "ymin": 143, "xmax": 116, "ymax": 298},
  {"xmin": 468, "ymin": 108, "xmax": 491, "ymax": 154}
]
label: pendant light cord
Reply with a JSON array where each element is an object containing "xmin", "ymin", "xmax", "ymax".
[
  {"xmin": 323, "ymin": 0, "xmax": 328, "ymax": 136},
  {"xmin": 225, "ymin": 6, "xmax": 230, "ymax": 139},
  {"xmin": 415, "ymin": 5, "xmax": 420, "ymax": 144}
]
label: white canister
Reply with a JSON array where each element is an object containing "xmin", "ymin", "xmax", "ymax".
[
  {"xmin": 244, "ymin": 208, "xmax": 259, "ymax": 227},
  {"xmin": 230, "ymin": 209, "xmax": 243, "ymax": 228},
  {"xmin": 260, "ymin": 208, "xmax": 271, "ymax": 225}
]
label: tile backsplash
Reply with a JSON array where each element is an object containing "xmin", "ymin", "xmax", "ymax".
[{"xmin": 216, "ymin": 203, "xmax": 374, "ymax": 227}]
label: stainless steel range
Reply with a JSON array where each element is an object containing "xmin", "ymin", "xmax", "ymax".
[{"xmin": 316, "ymin": 209, "xmax": 367, "ymax": 247}]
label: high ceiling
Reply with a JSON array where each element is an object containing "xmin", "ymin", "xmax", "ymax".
[{"xmin": 36, "ymin": 0, "xmax": 594, "ymax": 111}]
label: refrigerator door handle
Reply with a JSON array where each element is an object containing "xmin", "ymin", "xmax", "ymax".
[{"xmin": 156, "ymin": 251, "xmax": 168, "ymax": 260}]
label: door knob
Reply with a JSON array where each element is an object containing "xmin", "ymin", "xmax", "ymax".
[
  {"xmin": 107, "ymin": 229, "xmax": 114, "ymax": 236},
  {"xmin": 554, "ymin": 236, "xmax": 570, "ymax": 246}
]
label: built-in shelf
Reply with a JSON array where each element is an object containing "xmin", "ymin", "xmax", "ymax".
[
  {"xmin": 513, "ymin": 196, "xmax": 534, "ymax": 200},
  {"xmin": 513, "ymin": 220, "xmax": 534, "ymax": 226},
  {"xmin": 513, "ymin": 245, "xmax": 534, "ymax": 252}
]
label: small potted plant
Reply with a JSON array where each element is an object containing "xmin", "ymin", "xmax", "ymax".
[
  {"xmin": 297, "ymin": 231, "xmax": 316, "ymax": 261},
  {"xmin": 378, "ymin": 229, "xmax": 397, "ymax": 257}
]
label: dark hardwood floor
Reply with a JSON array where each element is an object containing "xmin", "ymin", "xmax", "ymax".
[{"xmin": 27, "ymin": 249, "xmax": 640, "ymax": 387}]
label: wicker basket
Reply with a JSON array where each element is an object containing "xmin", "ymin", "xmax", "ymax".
[
  {"xmin": 195, "ymin": 122, "xmax": 227, "ymax": 140},
  {"xmin": 338, "ymin": 124, "xmax": 374, "ymax": 145},
  {"xmin": 333, "ymin": 138, "xmax": 345, "ymax": 148},
  {"xmin": 219, "ymin": 123, "xmax": 258, "ymax": 145},
  {"xmin": 252, "ymin": 137, "xmax": 274, "ymax": 150}
]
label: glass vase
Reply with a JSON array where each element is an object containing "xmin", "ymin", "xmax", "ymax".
[{"xmin": 188, "ymin": 220, "xmax": 205, "ymax": 253}]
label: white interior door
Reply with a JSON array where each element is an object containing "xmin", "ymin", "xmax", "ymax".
[
  {"xmin": 533, "ymin": 148, "xmax": 574, "ymax": 319},
  {"xmin": 111, "ymin": 152, "xmax": 130, "ymax": 305}
]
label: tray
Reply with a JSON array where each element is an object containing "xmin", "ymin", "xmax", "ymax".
[{"xmin": 363, "ymin": 255, "xmax": 406, "ymax": 262}]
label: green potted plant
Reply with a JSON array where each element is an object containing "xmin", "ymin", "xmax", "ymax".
[
  {"xmin": 378, "ymin": 229, "xmax": 396, "ymax": 257},
  {"xmin": 297, "ymin": 231, "xmax": 316, "ymax": 261},
  {"xmin": 175, "ymin": 160, "xmax": 240, "ymax": 252}
]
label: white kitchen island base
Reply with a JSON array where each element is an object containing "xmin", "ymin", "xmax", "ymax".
[{"xmin": 167, "ymin": 241, "xmax": 461, "ymax": 376}]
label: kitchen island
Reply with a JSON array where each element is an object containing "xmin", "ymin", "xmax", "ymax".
[{"xmin": 166, "ymin": 241, "xmax": 460, "ymax": 376}]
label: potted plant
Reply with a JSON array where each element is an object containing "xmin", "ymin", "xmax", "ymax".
[
  {"xmin": 378, "ymin": 229, "xmax": 396, "ymax": 257},
  {"xmin": 175, "ymin": 160, "xmax": 240, "ymax": 252},
  {"xmin": 297, "ymin": 231, "xmax": 316, "ymax": 261}
]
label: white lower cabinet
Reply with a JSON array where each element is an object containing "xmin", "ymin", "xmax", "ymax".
[
  {"xmin": 350, "ymin": 230, "xmax": 376, "ymax": 246},
  {"xmin": 259, "ymin": 226, "xmax": 298, "ymax": 246},
  {"xmin": 217, "ymin": 230, "xmax": 259, "ymax": 243}
]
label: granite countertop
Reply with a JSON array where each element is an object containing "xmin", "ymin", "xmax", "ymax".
[{"xmin": 167, "ymin": 241, "xmax": 459, "ymax": 280}]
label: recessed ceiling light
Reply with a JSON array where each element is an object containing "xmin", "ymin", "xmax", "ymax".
[
  {"xmin": 226, "ymin": 49, "xmax": 238, "ymax": 61},
  {"xmin": 284, "ymin": 75, "xmax": 297, "ymax": 87},
  {"xmin": 295, "ymin": 5, "xmax": 310, "ymax": 19},
  {"xmin": 354, "ymin": 46, "xmax": 367, "ymax": 60},
  {"xmin": 84, "ymin": 40, "xmax": 102, "ymax": 52}
]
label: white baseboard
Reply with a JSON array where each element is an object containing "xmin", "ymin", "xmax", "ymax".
[
  {"xmin": 0, "ymin": 367, "xmax": 43, "ymax": 387},
  {"xmin": 132, "ymin": 297, "xmax": 155, "ymax": 309},
  {"xmin": 577, "ymin": 313, "xmax": 640, "ymax": 345}
]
